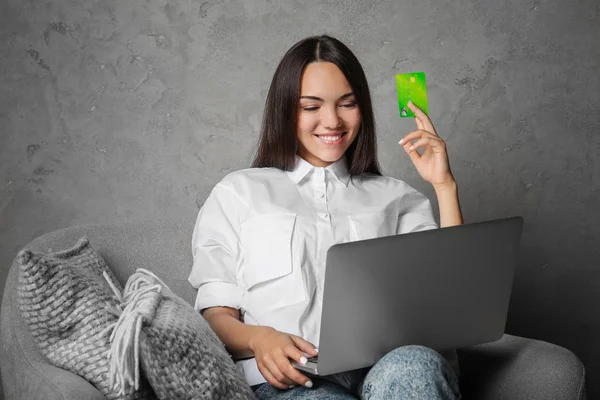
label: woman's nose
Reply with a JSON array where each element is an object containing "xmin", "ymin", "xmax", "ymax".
[{"xmin": 323, "ymin": 106, "xmax": 342, "ymax": 129}]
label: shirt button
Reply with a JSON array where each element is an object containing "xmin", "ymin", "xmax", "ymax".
[
  {"xmin": 318, "ymin": 193, "xmax": 325, "ymax": 199},
  {"xmin": 321, "ymin": 213, "xmax": 329, "ymax": 219}
]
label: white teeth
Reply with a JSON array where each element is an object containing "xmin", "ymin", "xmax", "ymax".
[{"xmin": 318, "ymin": 134, "xmax": 342, "ymax": 141}]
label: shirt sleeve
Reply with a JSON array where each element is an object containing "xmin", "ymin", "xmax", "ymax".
[
  {"xmin": 397, "ymin": 189, "xmax": 439, "ymax": 234},
  {"xmin": 188, "ymin": 182, "xmax": 248, "ymax": 312}
]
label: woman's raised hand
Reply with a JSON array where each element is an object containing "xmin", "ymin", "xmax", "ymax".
[{"xmin": 399, "ymin": 101, "xmax": 456, "ymax": 188}]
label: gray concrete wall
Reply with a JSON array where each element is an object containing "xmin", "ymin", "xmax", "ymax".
[{"xmin": 1, "ymin": 0, "xmax": 598, "ymax": 398}]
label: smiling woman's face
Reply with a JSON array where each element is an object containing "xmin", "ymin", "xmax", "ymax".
[{"xmin": 296, "ymin": 62, "xmax": 362, "ymax": 167}]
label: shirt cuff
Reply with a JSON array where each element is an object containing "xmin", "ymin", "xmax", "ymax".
[{"xmin": 194, "ymin": 281, "xmax": 243, "ymax": 312}]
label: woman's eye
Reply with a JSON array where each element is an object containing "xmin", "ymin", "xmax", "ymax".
[{"xmin": 302, "ymin": 102, "xmax": 356, "ymax": 112}]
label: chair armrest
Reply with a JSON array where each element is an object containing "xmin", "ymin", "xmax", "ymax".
[
  {"xmin": 457, "ymin": 334, "xmax": 586, "ymax": 400},
  {"xmin": 1, "ymin": 360, "xmax": 107, "ymax": 400}
]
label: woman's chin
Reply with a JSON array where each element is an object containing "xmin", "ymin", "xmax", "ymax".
[
  {"xmin": 299, "ymin": 145, "xmax": 348, "ymax": 166},
  {"xmin": 314, "ymin": 150, "xmax": 346, "ymax": 164}
]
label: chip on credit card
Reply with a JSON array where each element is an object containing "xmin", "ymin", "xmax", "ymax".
[{"xmin": 396, "ymin": 72, "xmax": 429, "ymax": 118}]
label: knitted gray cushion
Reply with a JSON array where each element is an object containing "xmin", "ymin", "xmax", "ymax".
[
  {"xmin": 109, "ymin": 269, "xmax": 256, "ymax": 400},
  {"xmin": 17, "ymin": 236, "xmax": 155, "ymax": 400}
]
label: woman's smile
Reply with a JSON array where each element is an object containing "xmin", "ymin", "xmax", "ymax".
[{"xmin": 314, "ymin": 131, "xmax": 347, "ymax": 145}]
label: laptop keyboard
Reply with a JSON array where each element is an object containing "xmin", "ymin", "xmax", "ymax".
[{"xmin": 307, "ymin": 355, "xmax": 318, "ymax": 363}]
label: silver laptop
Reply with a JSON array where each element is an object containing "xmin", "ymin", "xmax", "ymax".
[{"xmin": 292, "ymin": 216, "xmax": 524, "ymax": 376}]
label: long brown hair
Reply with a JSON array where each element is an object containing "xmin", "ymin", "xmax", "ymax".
[{"xmin": 251, "ymin": 35, "xmax": 382, "ymax": 176}]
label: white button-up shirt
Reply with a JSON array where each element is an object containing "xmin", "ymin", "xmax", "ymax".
[{"xmin": 189, "ymin": 155, "xmax": 446, "ymax": 386}]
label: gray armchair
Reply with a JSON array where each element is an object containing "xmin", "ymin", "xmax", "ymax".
[{"xmin": 0, "ymin": 219, "xmax": 587, "ymax": 399}]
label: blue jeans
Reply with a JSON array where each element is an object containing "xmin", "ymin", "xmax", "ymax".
[{"xmin": 252, "ymin": 345, "xmax": 461, "ymax": 399}]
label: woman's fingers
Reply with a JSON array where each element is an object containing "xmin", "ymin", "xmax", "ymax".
[
  {"xmin": 399, "ymin": 129, "xmax": 433, "ymax": 150},
  {"xmin": 399, "ymin": 130, "xmax": 422, "ymax": 145},
  {"xmin": 260, "ymin": 357, "xmax": 295, "ymax": 388},
  {"xmin": 285, "ymin": 344, "xmax": 311, "ymax": 366},
  {"xmin": 290, "ymin": 335, "xmax": 319, "ymax": 357},
  {"xmin": 406, "ymin": 137, "xmax": 431, "ymax": 153},
  {"xmin": 276, "ymin": 349, "xmax": 313, "ymax": 387},
  {"xmin": 404, "ymin": 138, "xmax": 427, "ymax": 162},
  {"xmin": 412, "ymin": 107, "xmax": 424, "ymax": 131},
  {"xmin": 253, "ymin": 330, "xmax": 317, "ymax": 390},
  {"xmin": 258, "ymin": 364, "xmax": 290, "ymax": 390},
  {"xmin": 406, "ymin": 136, "xmax": 446, "ymax": 155},
  {"xmin": 407, "ymin": 101, "xmax": 438, "ymax": 136}
]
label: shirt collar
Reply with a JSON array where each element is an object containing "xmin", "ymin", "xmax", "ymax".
[{"xmin": 286, "ymin": 155, "xmax": 350, "ymax": 187}]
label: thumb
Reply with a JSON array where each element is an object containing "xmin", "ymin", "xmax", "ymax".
[
  {"xmin": 290, "ymin": 335, "xmax": 319, "ymax": 357},
  {"xmin": 404, "ymin": 142, "xmax": 421, "ymax": 162}
]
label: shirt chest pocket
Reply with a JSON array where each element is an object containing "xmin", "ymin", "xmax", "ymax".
[
  {"xmin": 240, "ymin": 213, "xmax": 306, "ymax": 312},
  {"xmin": 348, "ymin": 211, "xmax": 396, "ymax": 241}
]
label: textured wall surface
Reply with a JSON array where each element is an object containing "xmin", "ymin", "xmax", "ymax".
[{"xmin": 1, "ymin": 0, "xmax": 599, "ymax": 398}]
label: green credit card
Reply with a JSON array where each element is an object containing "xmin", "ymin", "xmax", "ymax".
[{"xmin": 395, "ymin": 72, "xmax": 428, "ymax": 118}]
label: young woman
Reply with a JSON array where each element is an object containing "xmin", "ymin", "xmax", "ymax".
[{"xmin": 189, "ymin": 34, "xmax": 463, "ymax": 399}]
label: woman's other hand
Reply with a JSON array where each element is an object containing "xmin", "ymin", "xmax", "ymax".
[
  {"xmin": 249, "ymin": 326, "xmax": 318, "ymax": 389},
  {"xmin": 399, "ymin": 101, "xmax": 456, "ymax": 189}
]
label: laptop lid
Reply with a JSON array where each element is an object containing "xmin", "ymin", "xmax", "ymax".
[{"xmin": 315, "ymin": 216, "xmax": 524, "ymax": 375}]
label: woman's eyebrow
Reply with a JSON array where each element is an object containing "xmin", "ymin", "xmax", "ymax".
[{"xmin": 299, "ymin": 92, "xmax": 354, "ymax": 101}]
